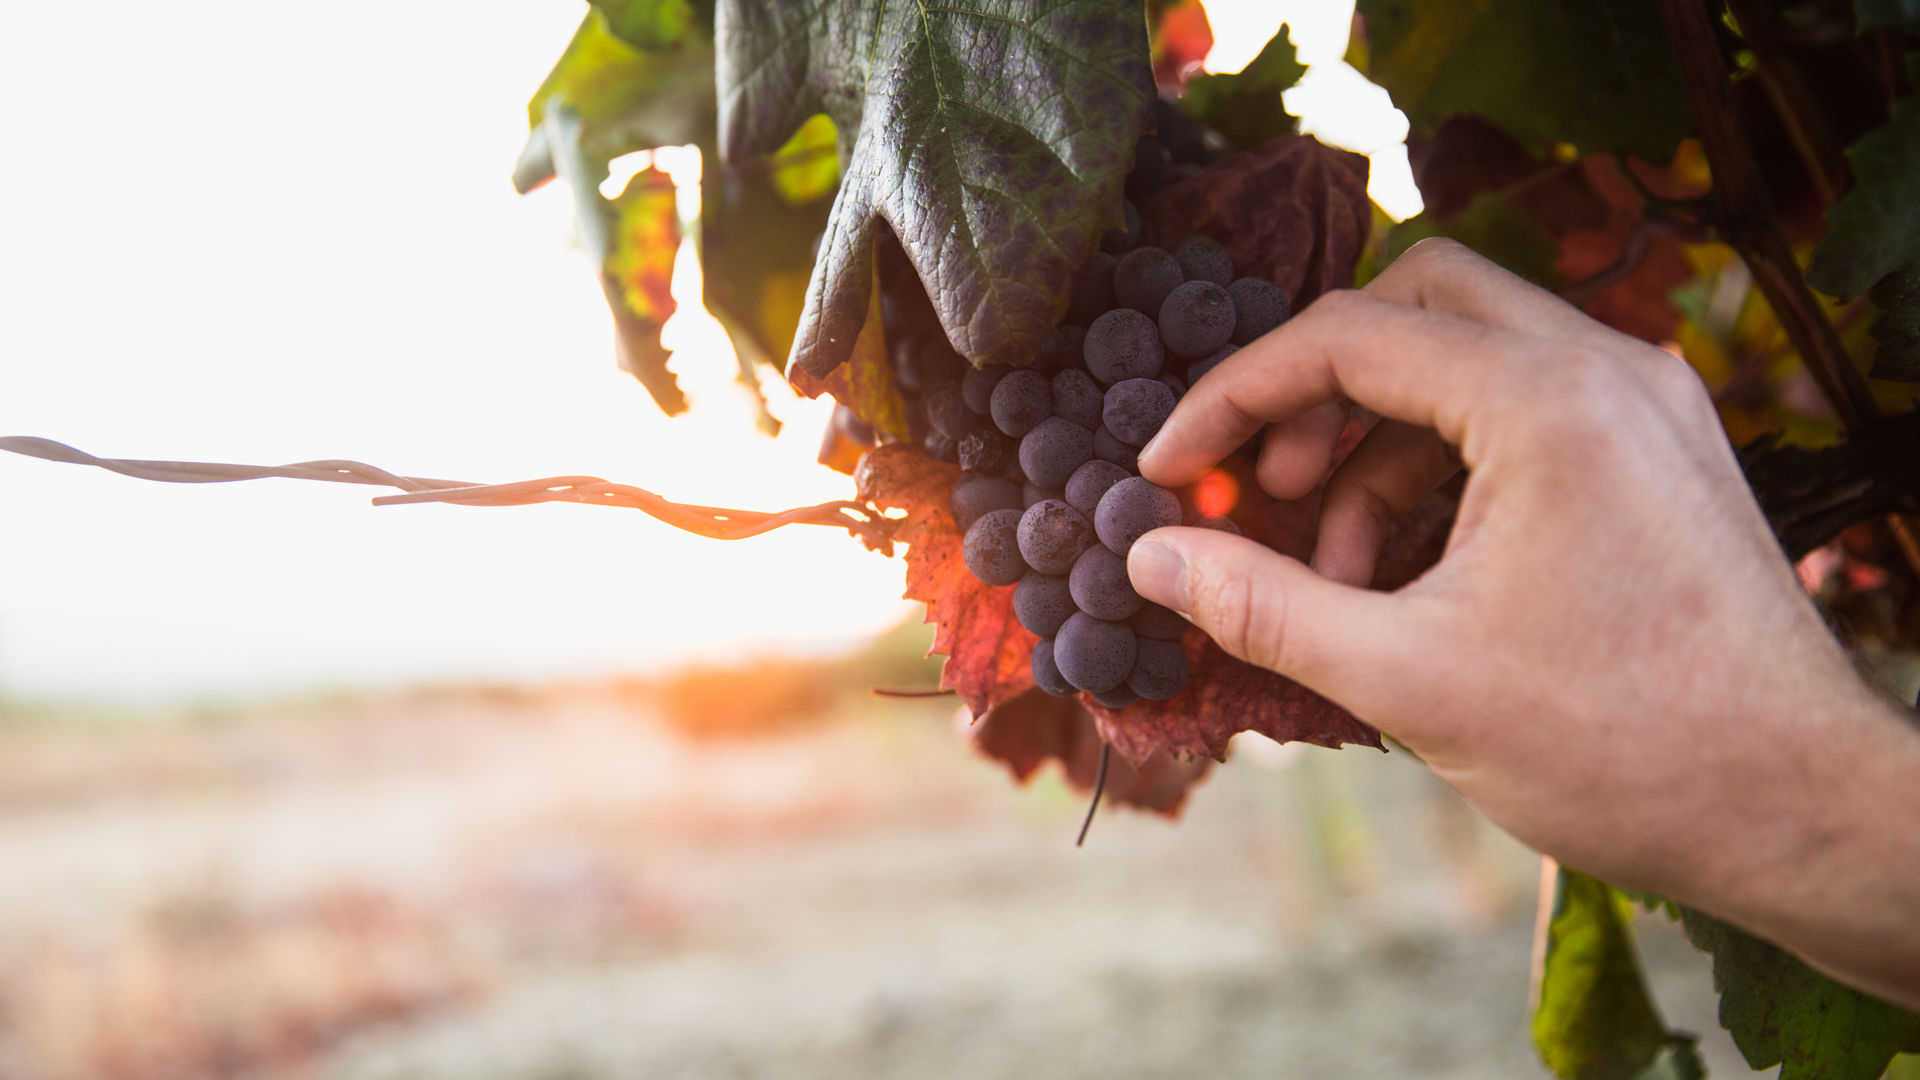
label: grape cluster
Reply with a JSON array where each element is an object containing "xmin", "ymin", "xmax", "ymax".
[{"xmin": 947, "ymin": 228, "xmax": 1288, "ymax": 707}]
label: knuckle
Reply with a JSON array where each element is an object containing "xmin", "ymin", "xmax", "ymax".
[{"xmin": 1398, "ymin": 235, "xmax": 1468, "ymax": 269}]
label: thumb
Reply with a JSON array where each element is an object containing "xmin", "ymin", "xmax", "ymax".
[{"xmin": 1127, "ymin": 526, "xmax": 1411, "ymax": 711}]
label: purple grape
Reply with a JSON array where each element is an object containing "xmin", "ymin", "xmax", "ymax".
[
  {"xmin": 1018, "ymin": 416, "xmax": 1094, "ymax": 488},
  {"xmin": 890, "ymin": 331, "xmax": 927, "ymax": 393},
  {"xmin": 927, "ymin": 382, "xmax": 976, "ymax": 439},
  {"xmin": 1083, "ymin": 308, "xmax": 1165, "ymax": 385},
  {"xmin": 1064, "ymin": 458, "xmax": 1130, "ymax": 516},
  {"xmin": 1068, "ymin": 252, "xmax": 1118, "ymax": 325},
  {"xmin": 1017, "ymin": 498, "xmax": 1095, "ymax": 575},
  {"xmin": 1095, "ymin": 476, "xmax": 1181, "ymax": 556},
  {"xmin": 1054, "ymin": 612, "xmax": 1137, "ymax": 693},
  {"xmin": 1158, "ymin": 372, "xmax": 1187, "ymax": 396},
  {"xmin": 1051, "ymin": 368, "xmax": 1103, "ymax": 430},
  {"xmin": 1069, "ymin": 544, "xmax": 1144, "ymax": 621},
  {"xmin": 923, "ymin": 429, "xmax": 957, "ymax": 461},
  {"xmin": 989, "ymin": 369, "xmax": 1052, "ymax": 437},
  {"xmin": 950, "ymin": 473, "xmax": 1021, "ymax": 529},
  {"xmin": 1022, "ymin": 480, "xmax": 1060, "ymax": 508},
  {"xmin": 1091, "ymin": 684, "xmax": 1139, "ymax": 709},
  {"xmin": 1102, "ymin": 377, "xmax": 1177, "ymax": 447},
  {"xmin": 1127, "ymin": 638, "xmax": 1190, "ymax": 700},
  {"xmin": 1014, "ymin": 571, "xmax": 1076, "ymax": 637},
  {"xmin": 1113, "ymin": 246, "xmax": 1185, "ymax": 316},
  {"xmin": 1187, "ymin": 343, "xmax": 1237, "ymax": 384},
  {"xmin": 1158, "ymin": 280, "xmax": 1236, "ymax": 360},
  {"xmin": 957, "ymin": 427, "xmax": 1011, "ymax": 474},
  {"xmin": 1093, "ymin": 426, "xmax": 1139, "ymax": 471},
  {"xmin": 1130, "ymin": 603, "xmax": 1189, "ymax": 641},
  {"xmin": 1036, "ymin": 325, "xmax": 1087, "ymax": 376},
  {"xmin": 961, "ymin": 363, "xmax": 1009, "ymax": 415},
  {"xmin": 1174, "ymin": 235, "xmax": 1234, "ymax": 287},
  {"xmin": 1032, "ymin": 638, "xmax": 1074, "ymax": 697},
  {"xmin": 1101, "ymin": 199, "xmax": 1141, "ymax": 254},
  {"xmin": 961, "ymin": 508, "xmax": 1026, "ymax": 586},
  {"xmin": 1228, "ymin": 277, "xmax": 1290, "ymax": 345}
]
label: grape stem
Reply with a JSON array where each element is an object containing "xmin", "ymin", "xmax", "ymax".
[{"xmin": 1076, "ymin": 742, "xmax": 1111, "ymax": 848}]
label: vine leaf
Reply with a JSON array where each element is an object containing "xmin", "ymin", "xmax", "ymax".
[
  {"xmin": 787, "ymin": 266, "xmax": 915, "ymax": 443},
  {"xmin": 1533, "ymin": 867, "xmax": 1703, "ymax": 1080},
  {"xmin": 1678, "ymin": 907, "xmax": 1920, "ymax": 1080},
  {"xmin": 1140, "ymin": 134, "xmax": 1372, "ymax": 309},
  {"xmin": 1808, "ymin": 61, "xmax": 1920, "ymax": 300},
  {"xmin": 1177, "ymin": 26, "xmax": 1305, "ymax": 152},
  {"xmin": 1867, "ymin": 263, "xmax": 1920, "ymax": 382},
  {"xmin": 974, "ymin": 688, "xmax": 1213, "ymax": 816},
  {"xmin": 1854, "ymin": 0, "xmax": 1920, "ymax": 34},
  {"xmin": 715, "ymin": 0, "xmax": 1156, "ymax": 376},
  {"xmin": 1357, "ymin": 0, "xmax": 1691, "ymax": 162},
  {"xmin": 589, "ymin": 0, "xmax": 714, "ymax": 51}
]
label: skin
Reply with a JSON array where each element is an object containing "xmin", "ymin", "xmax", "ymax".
[{"xmin": 1128, "ymin": 238, "xmax": 1920, "ymax": 1010}]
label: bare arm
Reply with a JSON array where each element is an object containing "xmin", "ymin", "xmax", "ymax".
[{"xmin": 1128, "ymin": 238, "xmax": 1920, "ymax": 1009}]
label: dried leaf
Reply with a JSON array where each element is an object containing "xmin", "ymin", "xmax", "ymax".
[
  {"xmin": 1140, "ymin": 134, "xmax": 1372, "ymax": 309},
  {"xmin": 974, "ymin": 688, "xmax": 1213, "ymax": 817}
]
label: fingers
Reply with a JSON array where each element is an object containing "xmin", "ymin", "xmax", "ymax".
[
  {"xmin": 1128, "ymin": 526, "xmax": 1417, "ymax": 713},
  {"xmin": 1365, "ymin": 237, "xmax": 1614, "ymax": 343},
  {"xmin": 1256, "ymin": 401, "xmax": 1350, "ymax": 499},
  {"xmin": 1139, "ymin": 290, "xmax": 1528, "ymax": 488},
  {"xmin": 1311, "ymin": 421, "xmax": 1463, "ymax": 587}
]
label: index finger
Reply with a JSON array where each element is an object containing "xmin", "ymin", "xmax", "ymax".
[{"xmin": 1138, "ymin": 290, "xmax": 1533, "ymax": 487}]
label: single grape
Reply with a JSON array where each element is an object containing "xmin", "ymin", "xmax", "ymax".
[
  {"xmin": 889, "ymin": 331, "xmax": 926, "ymax": 393},
  {"xmin": 1095, "ymin": 476, "xmax": 1181, "ymax": 556},
  {"xmin": 1069, "ymin": 544, "xmax": 1144, "ymax": 621},
  {"xmin": 1064, "ymin": 458, "xmax": 1130, "ymax": 517},
  {"xmin": 1102, "ymin": 377, "xmax": 1177, "ymax": 447},
  {"xmin": 950, "ymin": 473, "xmax": 1021, "ymax": 529},
  {"xmin": 1126, "ymin": 136, "xmax": 1172, "ymax": 203},
  {"xmin": 1100, "ymin": 199, "xmax": 1141, "ymax": 254},
  {"xmin": 1014, "ymin": 571, "xmax": 1077, "ymax": 637},
  {"xmin": 927, "ymin": 382, "xmax": 976, "ymax": 439},
  {"xmin": 1187, "ymin": 343, "xmax": 1237, "ymax": 384},
  {"xmin": 1036, "ymin": 325, "xmax": 1088, "ymax": 376},
  {"xmin": 1173, "ymin": 235, "xmax": 1234, "ymax": 287},
  {"xmin": 961, "ymin": 363, "xmax": 1009, "ymax": 415},
  {"xmin": 989, "ymin": 369, "xmax": 1052, "ymax": 437},
  {"xmin": 957, "ymin": 427, "xmax": 1011, "ymax": 474},
  {"xmin": 1091, "ymin": 684, "xmax": 1139, "ymax": 709},
  {"xmin": 1228, "ymin": 277, "xmax": 1290, "ymax": 345},
  {"xmin": 1127, "ymin": 639, "xmax": 1190, "ymax": 701},
  {"xmin": 1093, "ymin": 426, "xmax": 1139, "ymax": 471},
  {"xmin": 1022, "ymin": 480, "xmax": 1060, "ymax": 509},
  {"xmin": 1113, "ymin": 246, "xmax": 1185, "ymax": 316},
  {"xmin": 1031, "ymin": 638, "xmax": 1075, "ymax": 697},
  {"xmin": 923, "ymin": 429, "xmax": 957, "ymax": 461},
  {"xmin": 1017, "ymin": 498, "xmax": 1095, "ymax": 575},
  {"xmin": 1083, "ymin": 308, "xmax": 1165, "ymax": 385},
  {"xmin": 1068, "ymin": 252, "xmax": 1118, "ymax": 325},
  {"xmin": 1157, "ymin": 280, "xmax": 1236, "ymax": 360},
  {"xmin": 1018, "ymin": 416, "xmax": 1095, "ymax": 488},
  {"xmin": 1130, "ymin": 602, "xmax": 1189, "ymax": 641},
  {"xmin": 1154, "ymin": 99, "xmax": 1209, "ymax": 166},
  {"xmin": 1050, "ymin": 368, "xmax": 1103, "ymax": 430},
  {"xmin": 961, "ymin": 508, "xmax": 1026, "ymax": 586},
  {"xmin": 1053, "ymin": 611, "xmax": 1137, "ymax": 693}
]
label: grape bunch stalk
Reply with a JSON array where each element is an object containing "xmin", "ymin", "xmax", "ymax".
[{"xmin": 869, "ymin": 129, "xmax": 1293, "ymax": 712}]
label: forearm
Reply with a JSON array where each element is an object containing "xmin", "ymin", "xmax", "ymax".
[{"xmin": 1694, "ymin": 683, "xmax": 1920, "ymax": 1010}]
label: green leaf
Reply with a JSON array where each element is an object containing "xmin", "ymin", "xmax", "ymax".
[
  {"xmin": 1384, "ymin": 192, "xmax": 1563, "ymax": 288},
  {"xmin": 589, "ymin": 0, "xmax": 713, "ymax": 51},
  {"xmin": 1178, "ymin": 25, "xmax": 1304, "ymax": 151},
  {"xmin": 1679, "ymin": 907, "xmax": 1920, "ymax": 1080},
  {"xmin": 1357, "ymin": 0, "xmax": 1691, "ymax": 161},
  {"xmin": 1808, "ymin": 61, "xmax": 1920, "ymax": 300},
  {"xmin": 715, "ymin": 0, "xmax": 1156, "ymax": 375},
  {"xmin": 1855, "ymin": 0, "xmax": 1920, "ymax": 33},
  {"xmin": 1534, "ymin": 868, "xmax": 1702, "ymax": 1080},
  {"xmin": 1868, "ymin": 262, "xmax": 1920, "ymax": 381}
]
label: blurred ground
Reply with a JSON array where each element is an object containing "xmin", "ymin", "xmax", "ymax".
[{"xmin": 0, "ymin": 672, "xmax": 1770, "ymax": 1080}]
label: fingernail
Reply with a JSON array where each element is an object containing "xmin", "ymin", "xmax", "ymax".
[{"xmin": 1127, "ymin": 538, "xmax": 1190, "ymax": 618}]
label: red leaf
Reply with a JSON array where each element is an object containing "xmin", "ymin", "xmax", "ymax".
[
  {"xmin": 1151, "ymin": 0, "xmax": 1214, "ymax": 89},
  {"xmin": 974, "ymin": 688, "xmax": 1213, "ymax": 817},
  {"xmin": 1554, "ymin": 157, "xmax": 1693, "ymax": 345},
  {"xmin": 857, "ymin": 444, "xmax": 1036, "ymax": 716},
  {"xmin": 789, "ymin": 264, "xmax": 915, "ymax": 443},
  {"xmin": 1140, "ymin": 134, "xmax": 1371, "ymax": 309}
]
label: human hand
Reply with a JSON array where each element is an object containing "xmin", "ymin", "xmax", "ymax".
[{"xmin": 1127, "ymin": 238, "xmax": 1920, "ymax": 1005}]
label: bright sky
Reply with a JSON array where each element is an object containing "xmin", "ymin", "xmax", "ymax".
[{"xmin": 0, "ymin": 1, "xmax": 1414, "ymax": 705}]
